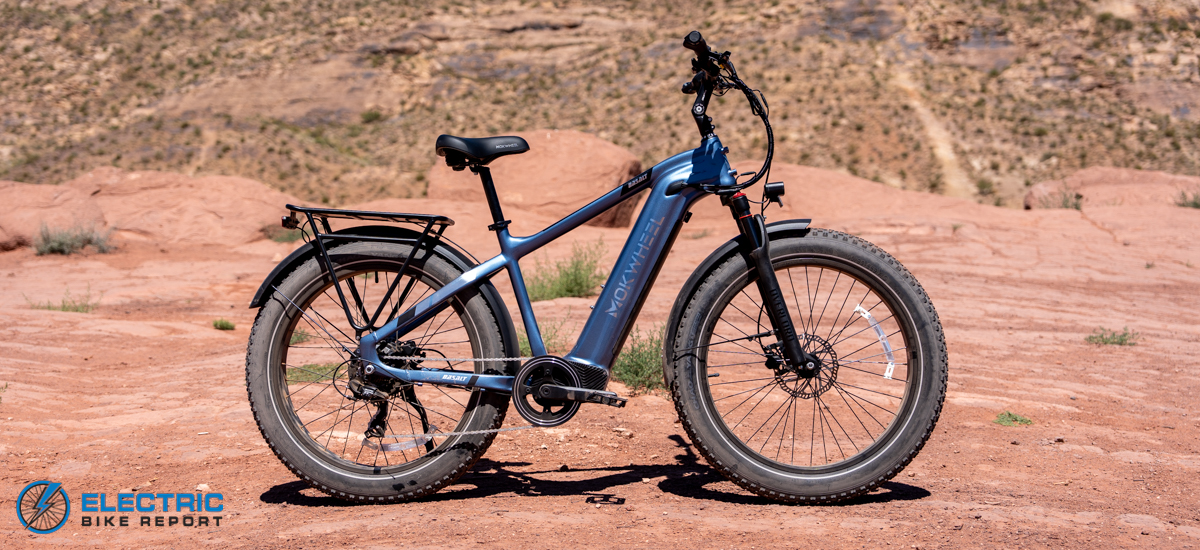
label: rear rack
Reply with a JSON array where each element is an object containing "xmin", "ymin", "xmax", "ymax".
[
  {"xmin": 284, "ymin": 204, "xmax": 454, "ymax": 228},
  {"xmin": 281, "ymin": 204, "xmax": 457, "ymax": 333}
]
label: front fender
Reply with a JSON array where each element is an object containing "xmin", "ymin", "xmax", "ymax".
[
  {"xmin": 662, "ymin": 218, "xmax": 811, "ymax": 389},
  {"xmin": 248, "ymin": 225, "xmax": 521, "ymax": 374}
]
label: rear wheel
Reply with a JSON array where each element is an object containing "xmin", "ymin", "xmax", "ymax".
[
  {"xmin": 670, "ymin": 229, "xmax": 947, "ymax": 502},
  {"xmin": 246, "ymin": 241, "xmax": 509, "ymax": 502}
]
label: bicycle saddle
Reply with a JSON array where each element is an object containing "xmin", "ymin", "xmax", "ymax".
[{"xmin": 435, "ymin": 134, "xmax": 529, "ymax": 171}]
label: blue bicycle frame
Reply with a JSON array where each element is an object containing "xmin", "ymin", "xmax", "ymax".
[{"xmin": 355, "ymin": 136, "xmax": 738, "ymax": 393}]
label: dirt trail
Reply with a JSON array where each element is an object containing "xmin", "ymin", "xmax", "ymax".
[
  {"xmin": 2, "ymin": 164, "xmax": 1199, "ymax": 549},
  {"xmin": 890, "ymin": 69, "xmax": 975, "ymax": 199}
]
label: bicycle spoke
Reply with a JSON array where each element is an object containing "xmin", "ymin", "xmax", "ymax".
[
  {"xmin": 702, "ymin": 258, "xmax": 912, "ymax": 469},
  {"xmin": 273, "ymin": 261, "xmax": 484, "ymax": 471}
]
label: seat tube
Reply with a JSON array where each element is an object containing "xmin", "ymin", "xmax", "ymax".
[{"xmin": 502, "ymin": 246, "xmax": 547, "ymax": 357}]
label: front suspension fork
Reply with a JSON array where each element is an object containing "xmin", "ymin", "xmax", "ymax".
[{"xmin": 724, "ymin": 192, "xmax": 818, "ymax": 374}]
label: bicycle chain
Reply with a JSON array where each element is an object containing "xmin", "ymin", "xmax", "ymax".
[
  {"xmin": 377, "ymin": 354, "xmax": 535, "ymax": 440},
  {"xmin": 380, "ymin": 355, "xmax": 531, "ymax": 363},
  {"xmin": 381, "ymin": 424, "xmax": 538, "ymax": 440}
]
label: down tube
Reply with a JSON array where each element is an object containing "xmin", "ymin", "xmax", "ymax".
[{"xmin": 565, "ymin": 173, "xmax": 707, "ymax": 372}]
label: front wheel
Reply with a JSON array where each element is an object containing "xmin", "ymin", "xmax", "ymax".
[{"xmin": 669, "ymin": 228, "xmax": 947, "ymax": 502}]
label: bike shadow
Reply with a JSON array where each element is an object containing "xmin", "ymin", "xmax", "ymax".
[{"xmin": 260, "ymin": 434, "xmax": 931, "ymax": 507}]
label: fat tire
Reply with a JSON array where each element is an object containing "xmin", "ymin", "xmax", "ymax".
[
  {"xmin": 669, "ymin": 228, "xmax": 947, "ymax": 503},
  {"xmin": 246, "ymin": 241, "xmax": 509, "ymax": 502}
]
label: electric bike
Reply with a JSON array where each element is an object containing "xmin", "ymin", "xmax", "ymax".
[{"xmin": 245, "ymin": 31, "xmax": 947, "ymax": 503}]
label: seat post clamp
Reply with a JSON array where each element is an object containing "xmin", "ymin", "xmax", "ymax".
[{"xmin": 487, "ymin": 220, "xmax": 511, "ymax": 232}]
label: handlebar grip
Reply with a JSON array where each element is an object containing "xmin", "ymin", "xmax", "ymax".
[{"xmin": 683, "ymin": 31, "xmax": 708, "ymax": 56}]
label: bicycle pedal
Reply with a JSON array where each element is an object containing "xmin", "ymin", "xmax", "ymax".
[{"xmin": 537, "ymin": 385, "xmax": 627, "ymax": 408}]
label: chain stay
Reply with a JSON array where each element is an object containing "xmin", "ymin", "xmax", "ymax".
[
  {"xmin": 381, "ymin": 424, "xmax": 537, "ymax": 440},
  {"xmin": 377, "ymin": 354, "xmax": 533, "ymax": 439},
  {"xmin": 381, "ymin": 355, "xmax": 530, "ymax": 363}
]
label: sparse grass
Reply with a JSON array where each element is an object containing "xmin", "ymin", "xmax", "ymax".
[
  {"xmin": 1039, "ymin": 189, "xmax": 1083, "ymax": 210},
  {"xmin": 994, "ymin": 411, "xmax": 1032, "ymax": 426},
  {"xmin": 1085, "ymin": 326, "xmax": 1139, "ymax": 346},
  {"xmin": 0, "ymin": 382, "xmax": 7, "ymax": 404},
  {"xmin": 686, "ymin": 229, "xmax": 712, "ymax": 239},
  {"xmin": 261, "ymin": 224, "xmax": 305, "ymax": 243},
  {"xmin": 518, "ymin": 317, "xmax": 570, "ymax": 356},
  {"xmin": 612, "ymin": 324, "xmax": 665, "ymax": 393},
  {"xmin": 26, "ymin": 287, "xmax": 101, "ymax": 313},
  {"xmin": 975, "ymin": 178, "xmax": 995, "ymax": 196},
  {"xmin": 360, "ymin": 110, "xmax": 384, "ymax": 124},
  {"xmin": 213, "ymin": 318, "xmax": 236, "ymax": 331},
  {"xmin": 525, "ymin": 240, "xmax": 607, "ymax": 302},
  {"xmin": 289, "ymin": 328, "xmax": 312, "ymax": 345},
  {"xmin": 1176, "ymin": 190, "xmax": 1200, "ymax": 208},
  {"xmin": 1145, "ymin": 261, "xmax": 1155, "ymax": 269},
  {"xmin": 287, "ymin": 362, "xmax": 342, "ymax": 383},
  {"xmin": 34, "ymin": 224, "xmax": 113, "ymax": 255}
]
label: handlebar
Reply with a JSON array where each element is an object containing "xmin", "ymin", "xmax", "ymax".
[
  {"xmin": 683, "ymin": 31, "xmax": 708, "ymax": 57},
  {"xmin": 679, "ymin": 30, "xmax": 774, "ymax": 192}
]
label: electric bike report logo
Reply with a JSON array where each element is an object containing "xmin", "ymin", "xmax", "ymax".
[{"xmin": 18, "ymin": 481, "xmax": 71, "ymax": 534}]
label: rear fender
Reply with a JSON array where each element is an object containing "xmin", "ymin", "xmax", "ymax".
[
  {"xmin": 249, "ymin": 225, "xmax": 520, "ymax": 374},
  {"xmin": 662, "ymin": 218, "xmax": 811, "ymax": 389}
]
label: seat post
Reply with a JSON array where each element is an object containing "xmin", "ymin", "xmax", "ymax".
[{"xmin": 471, "ymin": 166, "xmax": 511, "ymax": 231}]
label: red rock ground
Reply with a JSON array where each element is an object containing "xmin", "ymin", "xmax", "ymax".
[{"xmin": 1, "ymin": 161, "xmax": 1198, "ymax": 549}]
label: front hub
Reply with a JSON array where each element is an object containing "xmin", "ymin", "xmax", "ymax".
[{"xmin": 764, "ymin": 334, "xmax": 839, "ymax": 398}]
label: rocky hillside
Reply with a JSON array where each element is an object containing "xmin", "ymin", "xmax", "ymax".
[{"xmin": 4, "ymin": 0, "xmax": 1200, "ymax": 206}]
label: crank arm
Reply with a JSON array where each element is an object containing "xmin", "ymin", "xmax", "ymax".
[
  {"xmin": 538, "ymin": 385, "xmax": 628, "ymax": 408},
  {"xmin": 364, "ymin": 361, "xmax": 514, "ymax": 394}
]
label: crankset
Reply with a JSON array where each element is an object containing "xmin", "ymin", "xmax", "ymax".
[{"xmin": 512, "ymin": 356, "xmax": 627, "ymax": 427}]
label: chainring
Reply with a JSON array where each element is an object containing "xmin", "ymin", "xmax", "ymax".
[{"xmin": 513, "ymin": 356, "xmax": 581, "ymax": 427}]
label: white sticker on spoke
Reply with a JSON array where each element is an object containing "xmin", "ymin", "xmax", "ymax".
[{"xmin": 855, "ymin": 304, "xmax": 895, "ymax": 380}]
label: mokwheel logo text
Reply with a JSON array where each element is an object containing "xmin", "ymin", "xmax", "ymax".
[{"xmin": 18, "ymin": 481, "xmax": 71, "ymax": 534}]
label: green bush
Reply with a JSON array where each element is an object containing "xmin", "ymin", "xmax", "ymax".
[
  {"xmin": 34, "ymin": 224, "xmax": 113, "ymax": 255},
  {"xmin": 261, "ymin": 224, "xmax": 305, "ymax": 243},
  {"xmin": 1039, "ymin": 189, "xmax": 1082, "ymax": 210},
  {"xmin": 26, "ymin": 287, "xmax": 101, "ymax": 313},
  {"xmin": 1085, "ymin": 326, "xmax": 1139, "ymax": 346},
  {"xmin": 518, "ymin": 317, "xmax": 569, "ymax": 356},
  {"xmin": 213, "ymin": 318, "xmax": 236, "ymax": 331},
  {"xmin": 612, "ymin": 324, "xmax": 665, "ymax": 393},
  {"xmin": 287, "ymin": 362, "xmax": 341, "ymax": 383},
  {"xmin": 993, "ymin": 411, "xmax": 1032, "ymax": 426},
  {"xmin": 1176, "ymin": 190, "xmax": 1200, "ymax": 208},
  {"xmin": 525, "ymin": 240, "xmax": 607, "ymax": 302},
  {"xmin": 289, "ymin": 328, "xmax": 312, "ymax": 345},
  {"xmin": 360, "ymin": 110, "xmax": 384, "ymax": 124}
]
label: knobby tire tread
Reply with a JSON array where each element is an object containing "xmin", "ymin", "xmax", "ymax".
[
  {"xmin": 669, "ymin": 228, "xmax": 947, "ymax": 503},
  {"xmin": 245, "ymin": 242, "xmax": 509, "ymax": 503}
]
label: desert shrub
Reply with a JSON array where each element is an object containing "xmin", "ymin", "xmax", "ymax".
[
  {"xmin": 26, "ymin": 287, "xmax": 101, "ymax": 313},
  {"xmin": 525, "ymin": 240, "xmax": 606, "ymax": 302},
  {"xmin": 289, "ymin": 328, "xmax": 312, "ymax": 345},
  {"xmin": 360, "ymin": 110, "xmax": 384, "ymax": 124},
  {"xmin": 976, "ymin": 178, "xmax": 995, "ymax": 196},
  {"xmin": 1039, "ymin": 189, "xmax": 1082, "ymax": 210},
  {"xmin": 287, "ymin": 362, "xmax": 341, "ymax": 383},
  {"xmin": 612, "ymin": 324, "xmax": 665, "ymax": 392},
  {"xmin": 518, "ymin": 317, "xmax": 570, "ymax": 356},
  {"xmin": 1085, "ymin": 326, "xmax": 1139, "ymax": 346},
  {"xmin": 213, "ymin": 318, "xmax": 236, "ymax": 330},
  {"xmin": 994, "ymin": 411, "xmax": 1032, "ymax": 426},
  {"xmin": 1176, "ymin": 190, "xmax": 1200, "ymax": 208},
  {"xmin": 34, "ymin": 224, "xmax": 113, "ymax": 255},
  {"xmin": 261, "ymin": 224, "xmax": 304, "ymax": 243}
]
